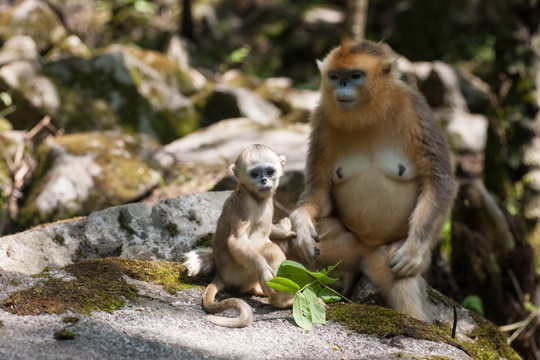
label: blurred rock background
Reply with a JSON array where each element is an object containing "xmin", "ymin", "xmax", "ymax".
[{"xmin": 0, "ymin": 0, "xmax": 539, "ymax": 358}]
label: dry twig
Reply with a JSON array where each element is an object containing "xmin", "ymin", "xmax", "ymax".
[{"xmin": 0, "ymin": 116, "xmax": 63, "ymax": 235}]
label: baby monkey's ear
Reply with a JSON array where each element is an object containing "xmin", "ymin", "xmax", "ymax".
[
  {"xmin": 230, "ymin": 164, "xmax": 237, "ymax": 177},
  {"xmin": 279, "ymin": 155, "xmax": 286, "ymax": 168}
]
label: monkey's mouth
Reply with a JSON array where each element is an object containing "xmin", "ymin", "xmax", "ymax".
[
  {"xmin": 336, "ymin": 98, "xmax": 357, "ymax": 110},
  {"xmin": 258, "ymin": 186, "xmax": 273, "ymax": 194}
]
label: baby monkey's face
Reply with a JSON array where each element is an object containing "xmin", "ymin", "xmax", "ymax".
[
  {"xmin": 232, "ymin": 144, "xmax": 286, "ymax": 199},
  {"xmin": 247, "ymin": 164, "xmax": 279, "ymax": 196}
]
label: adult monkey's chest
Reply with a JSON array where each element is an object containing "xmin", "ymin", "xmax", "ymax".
[{"xmin": 330, "ymin": 138, "xmax": 420, "ymax": 242}]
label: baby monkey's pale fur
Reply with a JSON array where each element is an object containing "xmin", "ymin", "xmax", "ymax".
[
  {"xmin": 191, "ymin": 144, "xmax": 295, "ymax": 328},
  {"xmin": 288, "ymin": 39, "xmax": 457, "ymax": 323}
]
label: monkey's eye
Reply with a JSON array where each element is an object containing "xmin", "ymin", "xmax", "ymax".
[
  {"xmin": 328, "ymin": 73, "xmax": 339, "ymax": 81},
  {"xmin": 250, "ymin": 171, "xmax": 259, "ymax": 179},
  {"xmin": 266, "ymin": 169, "xmax": 275, "ymax": 177},
  {"xmin": 351, "ymin": 71, "xmax": 366, "ymax": 80}
]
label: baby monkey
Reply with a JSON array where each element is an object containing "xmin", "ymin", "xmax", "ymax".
[{"xmin": 202, "ymin": 144, "xmax": 295, "ymax": 328}]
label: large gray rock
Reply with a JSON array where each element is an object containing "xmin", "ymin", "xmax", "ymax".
[
  {"xmin": 43, "ymin": 44, "xmax": 199, "ymax": 143},
  {"xmin": 156, "ymin": 117, "xmax": 310, "ymax": 172},
  {"xmin": 1, "ymin": 191, "xmax": 230, "ymax": 274},
  {"xmin": 199, "ymin": 84, "xmax": 282, "ymax": 127}
]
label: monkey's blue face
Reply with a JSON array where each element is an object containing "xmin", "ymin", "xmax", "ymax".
[
  {"xmin": 328, "ymin": 69, "xmax": 366, "ymax": 110},
  {"xmin": 248, "ymin": 165, "xmax": 278, "ymax": 195}
]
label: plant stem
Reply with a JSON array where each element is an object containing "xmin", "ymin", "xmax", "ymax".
[{"xmin": 321, "ymin": 283, "xmax": 354, "ymax": 303}]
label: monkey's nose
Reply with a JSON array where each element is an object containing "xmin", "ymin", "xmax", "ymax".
[{"xmin": 261, "ymin": 178, "xmax": 267, "ymax": 184}]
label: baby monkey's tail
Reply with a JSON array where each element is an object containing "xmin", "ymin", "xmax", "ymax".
[
  {"xmin": 203, "ymin": 278, "xmax": 253, "ymax": 328},
  {"xmin": 183, "ymin": 247, "xmax": 214, "ymax": 277}
]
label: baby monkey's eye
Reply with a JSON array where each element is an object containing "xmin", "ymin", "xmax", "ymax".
[
  {"xmin": 266, "ymin": 169, "xmax": 275, "ymax": 177},
  {"xmin": 250, "ymin": 171, "xmax": 259, "ymax": 179}
]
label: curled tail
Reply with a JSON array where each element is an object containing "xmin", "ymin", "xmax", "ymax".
[{"xmin": 203, "ymin": 278, "xmax": 254, "ymax": 328}]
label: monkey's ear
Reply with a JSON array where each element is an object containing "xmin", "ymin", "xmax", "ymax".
[
  {"xmin": 381, "ymin": 61, "xmax": 393, "ymax": 74},
  {"xmin": 316, "ymin": 59, "xmax": 324, "ymax": 70},
  {"xmin": 378, "ymin": 42, "xmax": 398, "ymax": 75},
  {"xmin": 279, "ymin": 155, "xmax": 286, "ymax": 167},
  {"xmin": 230, "ymin": 164, "xmax": 237, "ymax": 176}
]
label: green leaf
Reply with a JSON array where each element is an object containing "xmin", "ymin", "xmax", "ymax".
[
  {"xmin": 273, "ymin": 260, "xmax": 346, "ymax": 331},
  {"xmin": 317, "ymin": 287, "xmax": 342, "ymax": 303},
  {"xmin": 266, "ymin": 277, "xmax": 300, "ymax": 293},
  {"xmin": 304, "ymin": 287, "xmax": 326, "ymax": 325},
  {"xmin": 461, "ymin": 295, "xmax": 484, "ymax": 316},
  {"xmin": 0, "ymin": 92, "xmax": 12, "ymax": 106},
  {"xmin": 525, "ymin": 301, "xmax": 538, "ymax": 313},
  {"xmin": 275, "ymin": 260, "xmax": 339, "ymax": 286},
  {"xmin": 275, "ymin": 260, "xmax": 315, "ymax": 288},
  {"xmin": 310, "ymin": 271, "xmax": 339, "ymax": 285},
  {"xmin": 293, "ymin": 287, "xmax": 326, "ymax": 331},
  {"xmin": 293, "ymin": 292, "xmax": 312, "ymax": 331}
]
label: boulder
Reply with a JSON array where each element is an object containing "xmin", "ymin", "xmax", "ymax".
[
  {"xmin": 156, "ymin": 118, "xmax": 310, "ymax": 172},
  {"xmin": 43, "ymin": 44, "xmax": 199, "ymax": 143},
  {"xmin": 438, "ymin": 109, "xmax": 489, "ymax": 153},
  {"xmin": 17, "ymin": 131, "xmax": 161, "ymax": 228},
  {"xmin": 198, "ymin": 84, "xmax": 282, "ymax": 127},
  {"xmin": 2, "ymin": 191, "xmax": 230, "ymax": 274},
  {"xmin": 0, "ymin": 35, "xmax": 38, "ymax": 66},
  {"xmin": 0, "ymin": 60, "xmax": 61, "ymax": 130},
  {"xmin": 44, "ymin": 35, "xmax": 91, "ymax": 61},
  {"xmin": 399, "ymin": 58, "xmax": 490, "ymax": 153},
  {"xmin": 0, "ymin": 42, "xmax": 200, "ymax": 143},
  {"xmin": 0, "ymin": 0, "xmax": 68, "ymax": 53},
  {"xmin": 0, "ymin": 191, "xmax": 520, "ymax": 360}
]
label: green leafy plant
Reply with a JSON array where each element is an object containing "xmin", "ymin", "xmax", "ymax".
[
  {"xmin": 266, "ymin": 260, "xmax": 351, "ymax": 331},
  {"xmin": 461, "ymin": 294, "xmax": 484, "ymax": 316}
]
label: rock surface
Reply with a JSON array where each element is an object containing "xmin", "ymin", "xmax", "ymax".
[
  {"xmin": 156, "ymin": 117, "xmax": 310, "ymax": 172},
  {"xmin": 1, "ymin": 192, "xmax": 230, "ymax": 274},
  {"xmin": 18, "ymin": 131, "xmax": 162, "ymax": 228},
  {"xmin": 0, "ymin": 192, "xmax": 519, "ymax": 360},
  {"xmin": 0, "ymin": 283, "xmax": 473, "ymax": 360}
]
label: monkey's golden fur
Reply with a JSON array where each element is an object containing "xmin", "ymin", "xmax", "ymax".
[
  {"xmin": 289, "ymin": 40, "xmax": 457, "ymax": 322},
  {"xmin": 202, "ymin": 144, "xmax": 294, "ymax": 328}
]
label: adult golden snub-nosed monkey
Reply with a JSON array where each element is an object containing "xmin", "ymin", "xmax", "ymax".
[{"xmin": 288, "ymin": 39, "xmax": 457, "ymax": 323}]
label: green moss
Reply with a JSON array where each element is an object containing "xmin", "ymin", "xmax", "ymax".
[
  {"xmin": 193, "ymin": 233, "xmax": 214, "ymax": 248},
  {"xmin": 112, "ymin": 258, "xmax": 211, "ymax": 294},
  {"xmin": 166, "ymin": 221, "xmax": 178, "ymax": 237},
  {"xmin": 427, "ymin": 287, "xmax": 461, "ymax": 308},
  {"xmin": 54, "ymin": 328, "xmax": 77, "ymax": 340},
  {"xmin": 18, "ymin": 132, "xmax": 161, "ymax": 229},
  {"xmin": 54, "ymin": 235, "xmax": 65, "ymax": 245},
  {"xmin": 62, "ymin": 316, "xmax": 80, "ymax": 324},
  {"xmin": 1, "ymin": 259, "xmax": 138, "ymax": 315},
  {"xmin": 0, "ymin": 258, "xmax": 210, "ymax": 316},
  {"xmin": 460, "ymin": 312, "xmax": 521, "ymax": 360},
  {"xmin": 328, "ymin": 303, "xmax": 457, "ymax": 344},
  {"xmin": 327, "ymin": 303, "xmax": 520, "ymax": 360}
]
